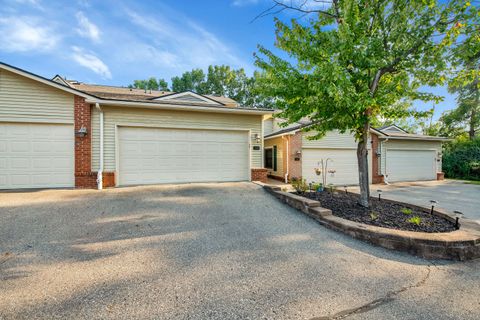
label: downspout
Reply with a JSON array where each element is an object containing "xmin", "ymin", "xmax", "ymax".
[
  {"xmin": 382, "ymin": 138, "xmax": 390, "ymax": 185},
  {"xmin": 95, "ymin": 103, "xmax": 104, "ymax": 190},
  {"xmin": 284, "ymin": 136, "xmax": 289, "ymax": 183}
]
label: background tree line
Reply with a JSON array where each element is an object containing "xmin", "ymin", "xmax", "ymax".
[{"xmin": 128, "ymin": 65, "xmax": 274, "ymax": 108}]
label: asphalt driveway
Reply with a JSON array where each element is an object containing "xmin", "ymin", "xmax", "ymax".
[
  {"xmin": 1, "ymin": 182, "xmax": 479, "ymax": 319},
  {"xmin": 369, "ymin": 180, "xmax": 480, "ymax": 223}
]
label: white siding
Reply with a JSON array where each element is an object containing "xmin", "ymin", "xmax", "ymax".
[
  {"xmin": 379, "ymin": 140, "xmax": 442, "ymax": 175},
  {"xmin": 0, "ymin": 69, "xmax": 74, "ymax": 124},
  {"xmin": 92, "ymin": 106, "xmax": 263, "ymax": 172},
  {"xmin": 263, "ymin": 118, "xmax": 274, "ymax": 136},
  {"xmin": 303, "ymin": 130, "xmax": 368, "ymax": 149}
]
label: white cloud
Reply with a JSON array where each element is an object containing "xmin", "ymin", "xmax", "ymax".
[
  {"xmin": 75, "ymin": 11, "xmax": 100, "ymax": 42},
  {"xmin": 124, "ymin": 9, "xmax": 248, "ymax": 73},
  {"xmin": 71, "ymin": 46, "xmax": 111, "ymax": 78},
  {"xmin": 0, "ymin": 17, "xmax": 57, "ymax": 52}
]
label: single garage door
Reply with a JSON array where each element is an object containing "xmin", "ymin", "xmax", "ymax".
[
  {"xmin": 386, "ymin": 149, "xmax": 436, "ymax": 182},
  {"xmin": 0, "ymin": 123, "xmax": 74, "ymax": 189},
  {"xmin": 302, "ymin": 148, "xmax": 371, "ymax": 186},
  {"xmin": 118, "ymin": 127, "xmax": 249, "ymax": 186}
]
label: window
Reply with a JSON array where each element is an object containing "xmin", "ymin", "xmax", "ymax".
[
  {"xmin": 264, "ymin": 146, "xmax": 277, "ymax": 171},
  {"xmin": 265, "ymin": 148, "xmax": 273, "ymax": 169}
]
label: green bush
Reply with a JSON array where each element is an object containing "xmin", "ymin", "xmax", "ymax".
[{"xmin": 442, "ymin": 137, "xmax": 480, "ymax": 181}]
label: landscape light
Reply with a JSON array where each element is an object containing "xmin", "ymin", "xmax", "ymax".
[{"xmin": 377, "ymin": 189, "xmax": 382, "ymax": 201}]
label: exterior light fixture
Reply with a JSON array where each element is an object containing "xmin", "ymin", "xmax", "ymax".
[
  {"xmin": 430, "ymin": 200, "xmax": 438, "ymax": 214},
  {"xmin": 344, "ymin": 185, "xmax": 348, "ymax": 194},
  {"xmin": 252, "ymin": 133, "xmax": 260, "ymax": 143},
  {"xmin": 377, "ymin": 189, "xmax": 383, "ymax": 201},
  {"xmin": 453, "ymin": 211, "xmax": 463, "ymax": 230},
  {"xmin": 75, "ymin": 126, "xmax": 88, "ymax": 137}
]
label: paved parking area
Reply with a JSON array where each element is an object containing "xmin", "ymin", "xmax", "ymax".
[
  {"xmin": 1, "ymin": 182, "xmax": 479, "ymax": 319},
  {"xmin": 369, "ymin": 180, "xmax": 480, "ymax": 223}
]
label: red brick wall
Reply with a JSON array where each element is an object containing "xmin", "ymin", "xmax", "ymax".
[
  {"xmin": 251, "ymin": 168, "xmax": 268, "ymax": 183},
  {"xmin": 371, "ymin": 134, "xmax": 384, "ymax": 184},
  {"xmin": 74, "ymin": 95, "xmax": 93, "ymax": 188},
  {"xmin": 287, "ymin": 132, "xmax": 303, "ymax": 180}
]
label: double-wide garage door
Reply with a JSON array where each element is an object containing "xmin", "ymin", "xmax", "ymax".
[
  {"xmin": 386, "ymin": 149, "xmax": 436, "ymax": 182},
  {"xmin": 302, "ymin": 148, "xmax": 372, "ymax": 186},
  {"xmin": 118, "ymin": 127, "xmax": 249, "ymax": 186},
  {"xmin": 0, "ymin": 123, "xmax": 74, "ymax": 189}
]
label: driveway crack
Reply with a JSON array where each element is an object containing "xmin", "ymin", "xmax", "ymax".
[{"xmin": 310, "ymin": 265, "xmax": 432, "ymax": 320}]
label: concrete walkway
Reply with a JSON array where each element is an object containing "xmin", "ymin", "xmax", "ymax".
[{"xmin": 1, "ymin": 182, "xmax": 479, "ymax": 319}]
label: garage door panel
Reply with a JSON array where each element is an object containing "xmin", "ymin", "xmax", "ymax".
[
  {"xmin": 386, "ymin": 150, "xmax": 435, "ymax": 182},
  {"xmin": 119, "ymin": 127, "xmax": 249, "ymax": 186},
  {"xmin": 0, "ymin": 123, "xmax": 74, "ymax": 189},
  {"xmin": 302, "ymin": 148, "xmax": 372, "ymax": 186}
]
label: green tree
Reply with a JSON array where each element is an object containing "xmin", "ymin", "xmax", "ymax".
[
  {"xmin": 447, "ymin": 12, "xmax": 480, "ymax": 139},
  {"xmin": 171, "ymin": 69, "xmax": 207, "ymax": 93},
  {"xmin": 255, "ymin": 0, "xmax": 468, "ymax": 207},
  {"xmin": 129, "ymin": 77, "xmax": 169, "ymax": 91}
]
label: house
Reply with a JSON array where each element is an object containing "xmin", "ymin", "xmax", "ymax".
[
  {"xmin": 0, "ymin": 62, "xmax": 272, "ymax": 190},
  {"xmin": 263, "ymin": 117, "xmax": 449, "ymax": 185}
]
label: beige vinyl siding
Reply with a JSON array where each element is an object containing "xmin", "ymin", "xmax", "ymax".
[
  {"xmin": 379, "ymin": 140, "xmax": 442, "ymax": 174},
  {"xmin": 0, "ymin": 69, "xmax": 74, "ymax": 124},
  {"xmin": 91, "ymin": 106, "xmax": 263, "ymax": 172},
  {"xmin": 302, "ymin": 130, "xmax": 369, "ymax": 149},
  {"xmin": 263, "ymin": 118, "xmax": 274, "ymax": 136},
  {"xmin": 264, "ymin": 136, "xmax": 284, "ymax": 177}
]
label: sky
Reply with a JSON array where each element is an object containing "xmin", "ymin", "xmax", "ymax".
[{"xmin": 0, "ymin": 0, "xmax": 456, "ymax": 119}]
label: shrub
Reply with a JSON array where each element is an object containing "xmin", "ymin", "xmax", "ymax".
[
  {"xmin": 400, "ymin": 208, "xmax": 413, "ymax": 215},
  {"xmin": 291, "ymin": 178, "xmax": 308, "ymax": 194},
  {"xmin": 370, "ymin": 211, "xmax": 379, "ymax": 221},
  {"xmin": 408, "ymin": 216, "xmax": 422, "ymax": 226},
  {"xmin": 442, "ymin": 137, "xmax": 480, "ymax": 181}
]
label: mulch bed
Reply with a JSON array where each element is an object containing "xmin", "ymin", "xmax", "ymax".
[{"xmin": 297, "ymin": 191, "xmax": 456, "ymax": 233}]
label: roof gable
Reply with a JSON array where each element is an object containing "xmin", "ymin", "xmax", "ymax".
[
  {"xmin": 150, "ymin": 91, "xmax": 223, "ymax": 105},
  {"xmin": 380, "ymin": 125, "xmax": 408, "ymax": 133}
]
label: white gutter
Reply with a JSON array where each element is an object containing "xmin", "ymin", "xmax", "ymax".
[
  {"xmin": 85, "ymin": 99, "xmax": 272, "ymax": 115},
  {"xmin": 382, "ymin": 138, "xmax": 390, "ymax": 185},
  {"xmin": 95, "ymin": 103, "xmax": 104, "ymax": 190},
  {"xmin": 283, "ymin": 136, "xmax": 290, "ymax": 183},
  {"xmin": 264, "ymin": 131, "xmax": 297, "ymax": 140}
]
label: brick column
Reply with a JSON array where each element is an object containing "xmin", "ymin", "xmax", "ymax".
[
  {"xmin": 74, "ymin": 95, "xmax": 95, "ymax": 188},
  {"xmin": 287, "ymin": 132, "xmax": 303, "ymax": 181},
  {"xmin": 251, "ymin": 168, "xmax": 268, "ymax": 183},
  {"xmin": 371, "ymin": 134, "xmax": 384, "ymax": 184}
]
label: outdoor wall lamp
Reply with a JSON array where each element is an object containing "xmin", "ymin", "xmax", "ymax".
[
  {"xmin": 252, "ymin": 133, "xmax": 261, "ymax": 144},
  {"xmin": 376, "ymin": 150, "xmax": 381, "ymax": 157},
  {"xmin": 75, "ymin": 126, "xmax": 88, "ymax": 138}
]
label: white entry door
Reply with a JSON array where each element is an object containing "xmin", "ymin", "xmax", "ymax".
[
  {"xmin": 0, "ymin": 123, "xmax": 74, "ymax": 189},
  {"xmin": 118, "ymin": 127, "xmax": 249, "ymax": 186},
  {"xmin": 302, "ymin": 148, "xmax": 372, "ymax": 186},
  {"xmin": 386, "ymin": 149, "xmax": 436, "ymax": 182}
]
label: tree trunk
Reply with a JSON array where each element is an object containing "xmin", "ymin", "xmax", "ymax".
[
  {"xmin": 357, "ymin": 122, "xmax": 370, "ymax": 207},
  {"xmin": 469, "ymin": 108, "xmax": 476, "ymax": 140}
]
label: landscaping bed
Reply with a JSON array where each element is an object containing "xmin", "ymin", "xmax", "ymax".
[{"xmin": 296, "ymin": 191, "xmax": 456, "ymax": 233}]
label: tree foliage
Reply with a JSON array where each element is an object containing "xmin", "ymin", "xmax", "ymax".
[
  {"xmin": 255, "ymin": 0, "xmax": 468, "ymax": 207},
  {"xmin": 443, "ymin": 136, "xmax": 480, "ymax": 181},
  {"xmin": 129, "ymin": 77, "xmax": 169, "ymax": 91},
  {"xmin": 130, "ymin": 65, "xmax": 275, "ymax": 108}
]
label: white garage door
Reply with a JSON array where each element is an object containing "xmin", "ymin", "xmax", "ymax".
[
  {"xmin": 386, "ymin": 149, "xmax": 436, "ymax": 182},
  {"xmin": 302, "ymin": 148, "xmax": 371, "ymax": 186},
  {"xmin": 0, "ymin": 123, "xmax": 74, "ymax": 189},
  {"xmin": 118, "ymin": 127, "xmax": 249, "ymax": 186}
]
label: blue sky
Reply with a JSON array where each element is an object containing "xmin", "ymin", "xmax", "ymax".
[{"xmin": 0, "ymin": 0, "xmax": 455, "ymax": 119}]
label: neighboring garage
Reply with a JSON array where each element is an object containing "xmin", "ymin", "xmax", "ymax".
[
  {"xmin": 263, "ymin": 118, "xmax": 448, "ymax": 185},
  {"xmin": 0, "ymin": 61, "xmax": 271, "ymax": 190},
  {"xmin": 118, "ymin": 127, "xmax": 249, "ymax": 186},
  {"xmin": 374, "ymin": 125, "xmax": 447, "ymax": 183}
]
